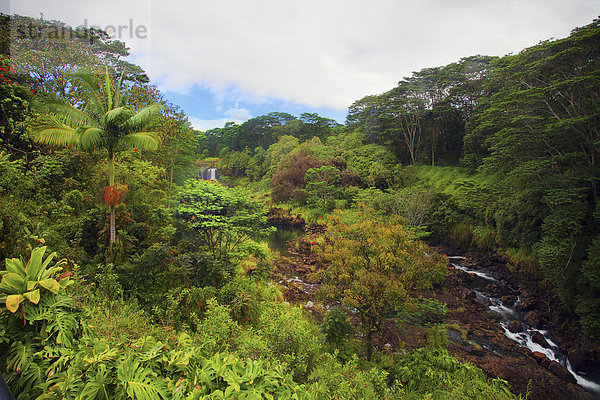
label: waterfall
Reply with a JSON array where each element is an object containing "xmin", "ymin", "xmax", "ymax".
[{"xmin": 201, "ymin": 167, "xmax": 217, "ymax": 180}]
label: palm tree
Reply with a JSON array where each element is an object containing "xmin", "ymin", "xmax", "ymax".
[{"xmin": 32, "ymin": 67, "xmax": 162, "ymax": 256}]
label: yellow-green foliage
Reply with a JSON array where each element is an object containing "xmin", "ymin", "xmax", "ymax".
[
  {"xmin": 314, "ymin": 211, "xmax": 447, "ymax": 357},
  {"xmin": 395, "ymin": 347, "xmax": 516, "ymax": 400},
  {"xmin": 504, "ymin": 248, "xmax": 542, "ymax": 281}
]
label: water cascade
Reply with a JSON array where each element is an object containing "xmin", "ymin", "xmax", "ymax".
[
  {"xmin": 449, "ymin": 256, "xmax": 600, "ymax": 397},
  {"xmin": 201, "ymin": 167, "xmax": 217, "ymax": 180}
]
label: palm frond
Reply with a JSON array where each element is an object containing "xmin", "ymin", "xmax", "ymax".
[
  {"xmin": 119, "ymin": 132, "xmax": 160, "ymax": 151},
  {"xmin": 104, "ymin": 107, "xmax": 131, "ymax": 125},
  {"xmin": 40, "ymin": 99, "xmax": 99, "ymax": 128},
  {"xmin": 33, "ymin": 122, "xmax": 79, "ymax": 147},
  {"xmin": 78, "ymin": 127, "xmax": 106, "ymax": 151},
  {"xmin": 104, "ymin": 66, "xmax": 113, "ymax": 110},
  {"xmin": 113, "ymin": 71, "xmax": 125, "ymax": 107},
  {"xmin": 125, "ymin": 104, "xmax": 164, "ymax": 130},
  {"xmin": 72, "ymin": 70, "xmax": 107, "ymax": 115}
]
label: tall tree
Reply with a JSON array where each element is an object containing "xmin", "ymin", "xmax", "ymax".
[{"xmin": 31, "ymin": 67, "xmax": 162, "ymax": 256}]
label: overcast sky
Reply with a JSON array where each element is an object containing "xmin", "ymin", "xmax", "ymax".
[{"xmin": 5, "ymin": 0, "xmax": 600, "ymax": 130}]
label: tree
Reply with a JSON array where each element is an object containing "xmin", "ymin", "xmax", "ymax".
[
  {"xmin": 315, "ymin": 212, "xmax": 447, "ymax": 358},
  {"xmin": 462, "ymin": 19, "xmax": 600, "ymax": 337},
  {"xmin": 173, "ymin": 179, "xmax": 275, "ymax": 261},
  {"xmin": 304, "ymin": 165, "xmax": 341, "ymax": 210},
  {"xmin": 31, "ymin": 67, "xmax": 162, "ymax": 256}
]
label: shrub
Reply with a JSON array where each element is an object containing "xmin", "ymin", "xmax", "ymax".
[{"xmin": 394, "ymin": 347, "xmax": 516, "ymax": 399}]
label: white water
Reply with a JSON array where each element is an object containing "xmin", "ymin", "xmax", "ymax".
[
  {"xmin": 201, "ymin": 167, "xmax": 217, "ymax": 180},
  {"xmin": 456, "ymin": 262, "xmax": 600, "ymax": 396}
]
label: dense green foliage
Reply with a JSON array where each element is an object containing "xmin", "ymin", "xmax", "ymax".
[{"xmin": 2, "ymin": 10, "xmax": 599, "ymax": 399}]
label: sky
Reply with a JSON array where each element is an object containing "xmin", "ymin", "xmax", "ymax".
[{"xmin": 4, "ymin": 0, "xmax": 600, "ymax": 131}]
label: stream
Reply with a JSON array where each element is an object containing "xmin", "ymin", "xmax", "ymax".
[{"xmin": 449, "ymin": 256, "xmax": 600, "ymax": 398}]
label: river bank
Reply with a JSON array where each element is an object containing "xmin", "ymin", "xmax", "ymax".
[{"xmin": 269, "ymin": 222, "xmax": 600, "ymax": 399}]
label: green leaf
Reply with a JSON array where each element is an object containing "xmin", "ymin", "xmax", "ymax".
[
  {"xmin": 23, "ymin": 289, "xmax": 40, "ymax": 305},
  {"xmin": 25, "ymin": 246, "xmax": 47, "ymax": 280},
  {"xmin": 39, "ymin": 278, "xmax": 60, "ymax": 294},
  {"xmin": 6, "ymin": 294, "xmax": 24, "ymax": 313},
  {"xmin": 1, "ymin": 272, "xmax": 26, "ymax": 293},
  {"xmin": 5, "ymin": 258, "xmax": 25, "ymax": 275}
]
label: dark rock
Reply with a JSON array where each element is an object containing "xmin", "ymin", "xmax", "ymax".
[
  {"xmin": 567, "ymin": 348, "xmax": 589, "ymax": 371},
  {"xmin": 540, "ymin": 356, "xmax": 551, "ymax": 369},
  {"xmin": 515, "ymin": 296, "xmax": 537, "ymax": 312},
  {"xmin": 547, "ymin": 361, "xmax": 577, "ymax": 384},
  {"xmin": 532, "ymin": 351, "xmax": 548, "ymax": 365},
  {"xmin": 500, "ymin": 295, "xmax": 515, "ymax": 305},
  {"xmin": 507, "ymin": 320, "xmax": 523, "ymax": 333},
  {"xmin": 524, "ymin": 311, "xmax": 542, "ymax": 328},
  {"xmin": 459, "ymin": 287, "xmax": 476, "ymax": 299},
  {"xmin": 531, "ymin": 331, "xmax": 550, "ymax": 349}
]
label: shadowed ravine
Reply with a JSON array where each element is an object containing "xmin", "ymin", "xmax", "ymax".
[{"xmin": 270, "ymin": 226, "xmax": 600, "ymax": 400}]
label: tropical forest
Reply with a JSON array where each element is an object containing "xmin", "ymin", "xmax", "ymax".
[{"xmin": 0, "ymin": 12, "xmax": 600, "ymax": 400}]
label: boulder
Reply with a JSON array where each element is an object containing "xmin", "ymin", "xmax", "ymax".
[
  {"xmin": 531, "ymin": 351, "xmax": 548, "ymax": 365},
  {"xmin": 515, "ymin": 296, "xmax": 537, "ymax": 312},
  {"xmin": 540, "ymin": 356, "xmax": 551, "ymax": 369},
  {"xmin": 500, "ymin": 295, "xmax": 516, "ymax": 306},
  {"xmin": 507, "ymin": 320, "xmax": 523, "ymax": 333},
  {"xmin": 547, "ymin": 361, "xmax": 577, "ymax": 384},
  {"xmin": 531, "ymin": 331, "xmax": 550, "ymax": 349}
]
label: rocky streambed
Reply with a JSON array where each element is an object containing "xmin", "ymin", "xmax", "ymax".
[
  {"xmin": 269, "ymin": 226, "xmax": 600, "ymax": 399},
  {"xmin": 436, "ymin": 249, "xmax": 600, "ymax": 400}
]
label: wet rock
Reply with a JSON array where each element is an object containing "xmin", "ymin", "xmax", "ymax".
[
  {"xmin": 507, "ymin": 320, "xmax": 524, "ymax": 333},
  {"xmin": 547, "ymin": 360, "xmax": 577, "ymax": 384},
  {"xmin": 531, "ymin": 331, "xmax": 550, "ymax": 349},
  {"xmin": 540, "ymin": 356, "xmax": 551, "ymax": 369},
  {"xmin": 531, "ymin": 351, "xmax": 548, "ymax": 365},
  {"xmin": 515, "ymin": 296, "xmax": 537, "ymax": 312}
]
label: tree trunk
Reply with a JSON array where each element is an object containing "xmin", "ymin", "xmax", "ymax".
[
  {"xmin": 108, "ymin": 151, "xmax": 115, "ymax": 258},
  {"xmin": 110, "ymin": 205, "xmax": 116, "ymax": 244}
]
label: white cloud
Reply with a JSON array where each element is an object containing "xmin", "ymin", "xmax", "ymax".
[
  {"xmin": 9, "ymin": 0, "xmax": 600, "ymax": 112},
  {"xmin": 189, "ymin": 107, "xmax": 252, "ymax": 131}
]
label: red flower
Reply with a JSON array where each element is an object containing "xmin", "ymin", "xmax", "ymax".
[
  {"xmin": 318, "ymin": 216, "xmax": 322, "ymax": 218},
  {"xmin": 448, "ymin": 266, "xmax": 455, "ymax": 271},
  {"xmin": 133, "ymin": 148, "xmax": 139, "ymax": 152},
  {"xmin": 311, "ymin": 241, "xmax": 316, "ymax": 245}
]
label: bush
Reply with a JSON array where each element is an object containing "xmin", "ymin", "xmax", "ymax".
[
  {"xmin": 396, "ymin": 298, "xmax": 448, "ymax": 327},
  {"xmin": 321, "ymin": 306, "xmax": 354, "ymax": 348},
  {"xmin": 256, "ymin": 304, "xmax": 321, "ymax": 381},
  {"xmin": 394, "ymin": 347, "xmax": 516, "ymax": 399}
]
